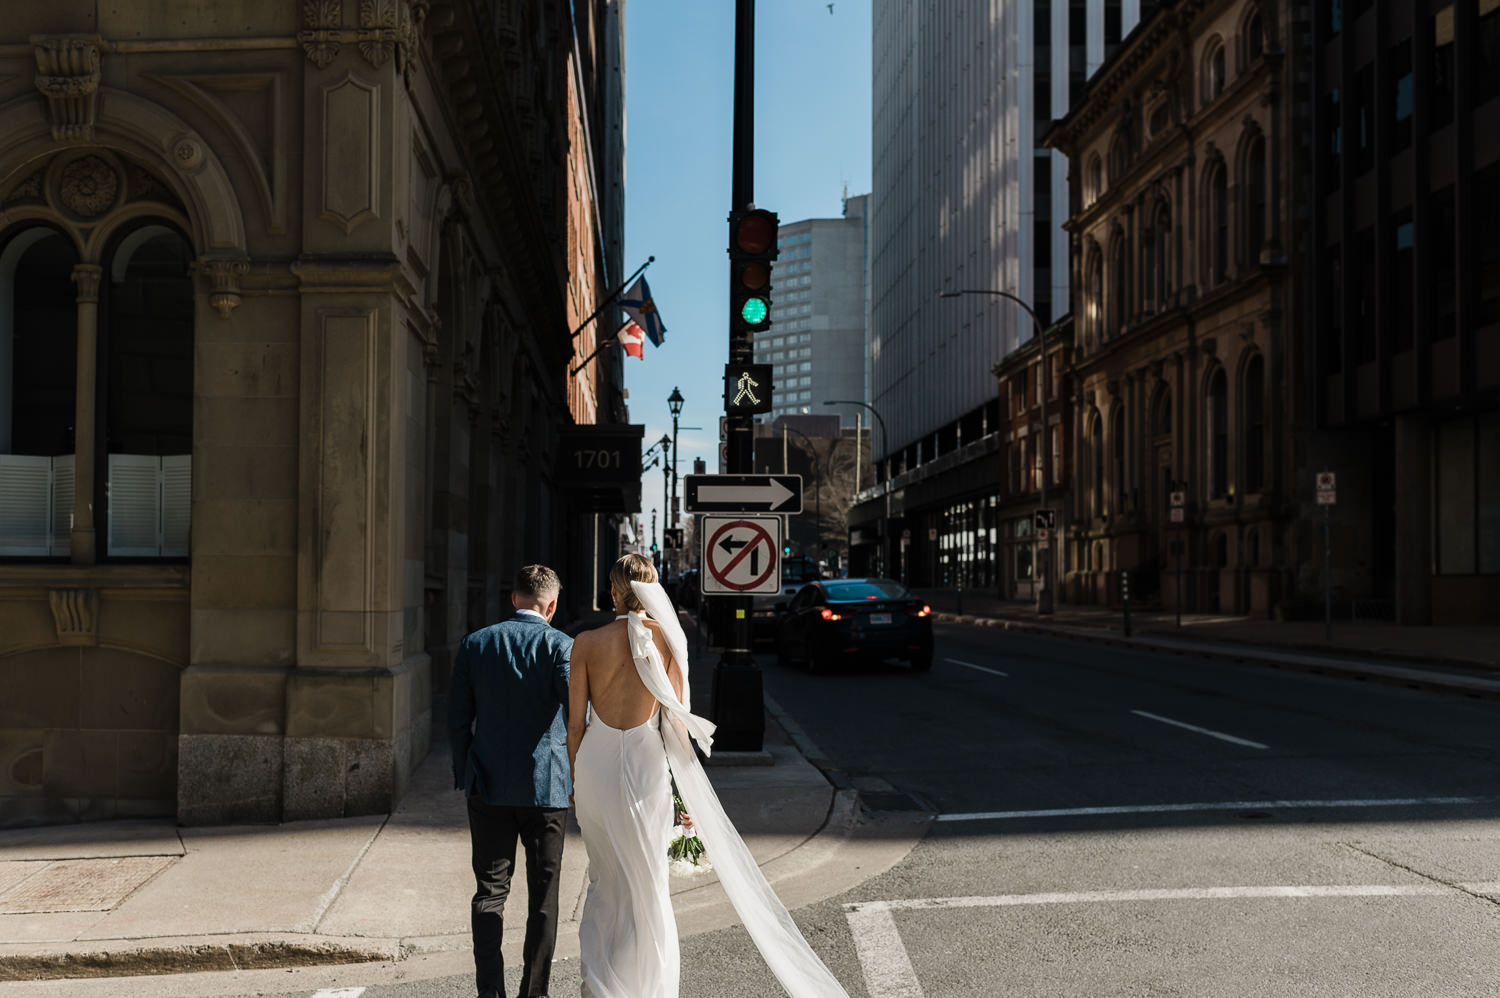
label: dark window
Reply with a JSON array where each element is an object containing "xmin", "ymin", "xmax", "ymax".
[
  {"xmin": 1141, "ymin": 225, "xmax": 1156, "ymax": 313},
  {"xmin": 1154, "ymin": 206, "xmax": 1171, "ymax": 305},
  {"xmin": 1110, "ymin": 235, "xmax": 1127, "ymax": 331},
  {"xmin": 1105, "ymin": 0, "xmax": 1122, "ymax": 49},
  {"xmin": 1433, "ymin": 10, "xmax": 1456, "ymax": 130},
  {"xmin": 1091, "ymin": 418, "xmax": 1104, "ymax": 517},
  {"xmin": 1354, "ymin": 63, "xmax": 1374, "ymax": 174},
  {"xmin": 1393, "ymin": 209, "xmax": 1414, "ymax": 352},
  {"xmin": 1207, "ymin": 370, "xmax": 1228, "ymax": 499},
  {"xmin": 1480, "ymin": 2, "xmax": 1500, "ymax": 103},
  {"xmin": 1353, "ymin": 227, "xmax": 1375, "ymax": 363},
  {"xmin": 1069, "ymin": 0, "xmax": 1088, "ymax": 105},
  {"xmin": 1244, "ymin": 355, "xmax": 1265, "ymax": 494},
  {"xmin": 1246, "ymin": 138, "xmax": 1266, "ymax": 266},
  {"xmin": 1432, "ymin": 185, "xmax": 1457, "ymax": 339},
  {"xmin": 1112, "ymin": 407, "xmax": 1125, "ymax": 513},
  {"xmin": 1478, "ymin": 162, "xmax": 1500, "ymax": 325},
  {"xmin": 1211, "ymin": 165, "xmax": 1229, "ymax": 285},
  {"xmin": 1392, "ymin": 37, "xmax": 1413, "ymax": 153},
  {"xmin": 1034, "ymin": 0, "xmax": 1050, "ymax": 44},
  {"xmin": 1326, "ymin": 88, "xmax": 1342, "ymax": 193},
  {"xmin": 1245, "ymin": 11, "xmax": 1264, "ymax": 65},
  {"xmin": 1324, "ymin": 246, "xmax": 1344, "ymax": 373},
  {"xmin": 1329, "ymin": 0, "xmax": 1342, "ymax": 37}
]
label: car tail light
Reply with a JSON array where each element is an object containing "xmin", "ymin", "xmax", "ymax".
[
  {"xmin": 917, "ymin": 605, "xmax": 932, "ymax": 617},
  {"xmin": 819, "ymin": 607, "xmax": 842, "ymax": 621}
]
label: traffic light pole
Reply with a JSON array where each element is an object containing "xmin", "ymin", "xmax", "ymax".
[{"xmin": 712, "ymin": 0, "xmax": 765, "ymax": 752}]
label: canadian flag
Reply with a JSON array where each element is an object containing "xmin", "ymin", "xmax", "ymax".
[{"xmin": 616, "ymin": 319, "xmax": 646, "ymax": 359}]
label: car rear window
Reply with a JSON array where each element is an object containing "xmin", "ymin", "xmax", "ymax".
[{"xmin": 822, "ymin": 580, "xmax": 909, "ymax": 601}]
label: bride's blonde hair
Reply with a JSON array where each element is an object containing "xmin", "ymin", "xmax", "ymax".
[{"xmin": 610, "ymin": 553, "xmax": 658, "ymax": 612}]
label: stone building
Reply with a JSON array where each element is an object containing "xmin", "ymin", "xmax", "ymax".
[
  {"xmin": 0, "ymin": 0, "xmax": 629, "ymax": 827},
  {"xmin": 1043, "ymin": 0, "xmax": 1309, "ymax": 614}
]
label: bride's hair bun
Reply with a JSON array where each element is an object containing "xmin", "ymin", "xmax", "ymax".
[{"xmin": 610, "ymin": 553, "xmax": 658, "ymax": 612}]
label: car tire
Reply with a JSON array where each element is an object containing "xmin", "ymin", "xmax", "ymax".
[{"xmin": 911, "ymin": 652, "xmax": 933, "ymax": 672}]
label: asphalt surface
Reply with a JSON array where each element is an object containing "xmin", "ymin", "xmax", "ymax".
[{"xmin": 22, "ymin": 621, "xmax": 1499, "ymax": 998}]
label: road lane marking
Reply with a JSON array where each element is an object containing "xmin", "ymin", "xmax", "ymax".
[
  {"xmin": 845, "ymin": 905, "xmax": 925, "ymax": 998},
  {"xmin": 311, "ymin": 989, "xmax": 366, "ymax": 998},
  {"xmin": 935, "ymin": 795, "xmax": 1495, "ymax": 822},
  {"xmin": 944, "ymin": 657, "xmax": 1008, "ymax": 677},
  {"xmin": 1131, "ymin": 709, "xmax": 1269, "ymax": 749}
]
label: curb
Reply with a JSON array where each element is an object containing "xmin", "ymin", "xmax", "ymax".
[
  {"xmin": 934, "ymin": 612, "xmax": 1500, "ymax": 702},
  {"xmin": 0, "ymin": 934, "xmax": 401, "ymax": 982}
]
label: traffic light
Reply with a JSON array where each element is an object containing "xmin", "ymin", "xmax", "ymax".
[
  {"xmin": 783, "ymin": 544, "xmax": 791, "ymax": 556},
  {"xmin": 728, "ymin": 208, "xmax": 779, "ymax": 338}
]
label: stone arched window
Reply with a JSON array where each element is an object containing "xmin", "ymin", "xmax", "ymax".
[
  {"xmin": 1152, "ymin": 387, "xmax": 1173, "ymax": 439},
  {"xmin": 1206, "ymin": 367, "xmax": 1228, "ymax": 498},
  {"xmin": 1203, "ymin": 38, "xmax": 1227, "ymax": 104},
  {"xmin": 1112, "ymin": 405, "xmax": 1126, "ymax": 513},
  {"xmin": 1085, "ymin": 246, "xmax": 1104, "ymax": 347},
  {"xmin": 1206, "ymin": 160, "xmax": 1229, "ymax": 286},
  {"xmin": 1090, "ymin": 412, "xmax": 1104, "ymax": 518},
  {"xmin": 1243, "ymin": 135, "xmax": 1266, "ymax": 267},
  {"xmin": 1108, "ymin": 132, "xmax": 1131, "ymax": 186},
  {"xmin": 1086, "ymin": 154, "xmax": 1104, "ymax": 205},
  {"xmin": 1242, "ymin": 8, "xmax": 1265, "ymax": 70},
  {"xmin": 1152, "ymin": 201, "xmax": 1172, "ymax": 308},
  {"xmin": 1109, "ymin": 228, "xmax": 1128, "ymax": 334},
  {"xmin": 1141, "ymin": 222, "xmax": 1157, "ymax": 315},
  {"xmin": 1243, "ymin": 353, "xmax": 1266, "ymax": 494}
]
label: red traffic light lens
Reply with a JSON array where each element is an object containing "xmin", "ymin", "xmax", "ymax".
[
  {"xmin": 734, "ymin": 210, "xmax": 777, "ymax": 254},
  {"xmin": 741, "ymin": 260, "xmax": 770, "ymax": 290}
]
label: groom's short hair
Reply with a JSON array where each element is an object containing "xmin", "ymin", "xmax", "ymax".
[{"xmin": 514, "ymin": 564, "xmax": 561, "ymax": 602}]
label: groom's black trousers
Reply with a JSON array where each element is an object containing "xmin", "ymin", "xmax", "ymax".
[{"xmin": 466, "ymin": 796, "xmax": 568, "ymax": 998}]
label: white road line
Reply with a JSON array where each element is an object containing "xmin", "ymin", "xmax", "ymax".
[
  {"xmin": 845, "ymin": 905, "xmax": 925, "ymax": 998},
  {"xmin": 1131, "ymin": 709, "xmax": 1269, "ymax": 749},
  {"xmin": 935, "ymin": 795, "xmax": 1492, "ymax": 822},
  {"xmin": 845, "ymin": 884, "xmax": 1461, "ymax": 915},
  {"xmin": 944, "ymin": 657, "xmax": 1008, "ymax": 677},
  {"xmin": 311, "ymin": 989, "xmax": 366, "ymax": 998}
]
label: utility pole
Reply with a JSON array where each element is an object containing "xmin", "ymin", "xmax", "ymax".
[{"xmin": 712, "ymin": 0, "xmax": 765, "ymax": 751}]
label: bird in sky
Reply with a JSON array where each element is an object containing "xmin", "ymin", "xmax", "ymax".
[{"xmin": 827, "ymin": 3, "xmax": 834, "ymax": 13}]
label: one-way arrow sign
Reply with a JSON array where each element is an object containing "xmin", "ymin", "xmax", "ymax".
[{"xmin": 684, "ymin": 474, "xmax": 802, "ymax": 514}]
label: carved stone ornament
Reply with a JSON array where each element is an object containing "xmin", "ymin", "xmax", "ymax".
[
  {"xmin": 127, "ymin": 163, "xmax": 177, "ymax": 206},
  {"xmin": 301, "ymin": 0, "xmax": 343, "ymax": 69},
  {"xmin": 58, "ymin": 154, "xmax": 120, "ymax": 218},
  {"xmin": 1, "ymin": 168, "xmax": 45, "ymax": 208},
  {"xmin": 193, "ymin": 257, "xmax": 251, "ymax": 319},
  {"xmin": 33, "ymin": 35, "xmax": 101, "ymax": 142},
  {"xmin": 49, "ymin": 587, "xmax": 98, "ymax": 646},
  {"xmin": 359, "ymin": 0, "xmax": 417, "ymax": 70},
  {"xmin": 71, "ymin": 264, "xmax": 102, "ymax": 304}
]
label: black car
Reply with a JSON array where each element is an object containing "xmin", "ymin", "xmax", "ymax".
[
  {"xmin": 749, "ymin": 556, "xmax": 822, "ymax": 644},
  {"xmin": 773, "ymin": 577, "xmax": 933, "ymax": 672}
]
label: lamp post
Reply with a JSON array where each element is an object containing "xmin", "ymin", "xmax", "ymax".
[
  {"xmin": 657, "ymin": 432, "xmax": 671, "ymax": 578},
  {"xmin": 937, "ymin": 288, "xmax": 1054, "ymax": 614},
  {"xmin": 667, "ymin": 388, "xmax": 684, "ymax": 581},
  {"xmin": 824, "ymin": 400, "xmax": 890, "ymax": 581}
]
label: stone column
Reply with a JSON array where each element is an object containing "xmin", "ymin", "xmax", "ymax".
[
  {"xmin": 69, "ymin": 264, "xmax": 102, "ymax": 563},
  {"xmin": 1393, "ymin": 412, "xmax": 1433, "ymax": 625}
]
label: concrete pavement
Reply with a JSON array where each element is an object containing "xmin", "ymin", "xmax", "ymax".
[{"xmin": 909, "ymin": 588, "xmax": 1500, "ymax": 701}]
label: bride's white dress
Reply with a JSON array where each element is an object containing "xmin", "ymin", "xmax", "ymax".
[{"xmin": 574, "ymin": 584, "xmax": 851, "ymax": 998}]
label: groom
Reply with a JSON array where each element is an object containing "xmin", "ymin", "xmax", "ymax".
[{"xmin": 449, "ymin": 564, "xmax": 573, "ymax": 998}]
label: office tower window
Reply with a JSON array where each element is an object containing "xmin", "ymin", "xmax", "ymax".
[
  {"xmin": 1481, "ymin": 0, "xmax": 1500, "ymax": 103},
  {"xmin": 1433, "ymin": 7, "xmax": 1456, "ymax": 129},
  {"xmin": 1393, "ymin": 209, "xmax": 1414, "ymax": 352},
  {"xmin": 1105, "ymin": 0, "xmax": 1122, "ymax": 49},
  {"xmin": 1354, "ymin": 63, "xmax": 1374, "ymax": 174},
  {"xmin": 1352, "ymin": 227, "xmax": 1375, "ymax": 363},
  {"xmin": 1323, "ymin": 246, "xmax": 1344, "ymax": 373},
  {"xmin": 1478, "ymin": 162, "xmax": 1500, "ymax": 325},
  {"xmin": 1329, "ymin": 0, "xmax": 1342, "ymax": 38},
  {"xmin": 1432, "ymin": 185, "xmax": 1457, "ymax": 339},
  {"xmin": 1326, "ymin": 88, "xmax": 1342, "ymax": 192},
  {"xmin": 1392, "ymin": 37, "xmax": 1413, "ymax": 153}
]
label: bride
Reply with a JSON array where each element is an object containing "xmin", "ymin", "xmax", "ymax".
[{"xmin": 566, "ymin": 553, "xmax": 850, "ymax": 998}]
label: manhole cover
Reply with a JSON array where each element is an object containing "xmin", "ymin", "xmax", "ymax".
[{"xmin": 0, "ymin": 856, "xmax": 174, "ymax": 914}]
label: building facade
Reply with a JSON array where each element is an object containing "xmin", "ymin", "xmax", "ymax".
[
  {"xmin": 1307, "ymin": 0, "xmax": 1500, "ymax": 624},
  {"xmin": 858, "ymin": 0, "xmax": 1148, "ymax": 583},
  {"xmin": 1045, "ymin": 0, "xmax": 1309, "ymax": 615},
  {"xmin": 757, "ymin": 193, "xmax": 870, "ymax": 427},
  {"xmin": 0, "ymin": 0, "xmax": 628, "ymax": 827}
]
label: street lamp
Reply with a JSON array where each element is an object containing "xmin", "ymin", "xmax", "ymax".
[
  {"xmin": 657, "ymin": 432, "xmax": 671, "ymax": 576},
  {"xmin": 667, "ymin": 387, "xmax": 684, "ymax": 581},
  {"xmin": 937, "ymin": 288, "xmax": 1055, "ymax": 614},
  {"xmin": 824, "ymin": 400, "xmax": 892, "ymax": 582}
]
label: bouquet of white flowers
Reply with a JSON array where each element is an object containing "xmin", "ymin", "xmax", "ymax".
[{"xmin": 667, "ymin": 793, "xmax": 711, "ymax": 877}]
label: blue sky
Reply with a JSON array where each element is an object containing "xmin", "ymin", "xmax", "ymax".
[{"xmin": 620, "ymin": 0, "xmax": 871, "ymax": 530}]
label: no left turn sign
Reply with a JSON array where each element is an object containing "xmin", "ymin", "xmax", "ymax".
[{"xmin": 700, "ymin": 515, "xmax": 782, "ymax": 595}]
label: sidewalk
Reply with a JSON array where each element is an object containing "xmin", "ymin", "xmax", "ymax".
[
  {"xmin": 0, "ymin": 611, "xmax": 927, "ymax": 983},
  {"xmin": 910, "ymin": 588, "xmax": 1500, "ymax": 700}
]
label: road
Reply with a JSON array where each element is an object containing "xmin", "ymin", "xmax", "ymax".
[{"xmin": 41, "ymin": 621, "xmax": 1500, "ymax": 997}]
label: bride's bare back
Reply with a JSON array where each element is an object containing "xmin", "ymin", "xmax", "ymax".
[{"xmin": 567, "ymin": 614, "xmax": 684, "ymax": 732}]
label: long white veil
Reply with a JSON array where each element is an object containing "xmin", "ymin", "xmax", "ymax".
[{"xmin": 627, "ymin": 580, "xmax": 852, "ymax": 998}]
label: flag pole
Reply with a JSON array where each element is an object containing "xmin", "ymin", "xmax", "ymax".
[
  {"xmin": 571, "ymin": 255, "xmax": 656, "ymax": 341},
  {"xmin": 569, "ymin": 336, "xmax": 617, "ymax": 377}
]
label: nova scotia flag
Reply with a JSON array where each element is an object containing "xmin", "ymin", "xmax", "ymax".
[{"xmin": 618, "ymin": 276, "xmax": 666, "ymax": 346}]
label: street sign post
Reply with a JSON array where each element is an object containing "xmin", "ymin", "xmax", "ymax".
[
  {"xmin": 683, "ymin": 474, "xmax": 802, "ymax": 514},
  {"xmin": 700, "ymin": 515, "xmax": 782, "ymax": 595}
]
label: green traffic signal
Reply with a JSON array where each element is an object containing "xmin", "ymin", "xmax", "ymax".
[
  {"xmin": 783, "ymin": 545, "xmax": 791, "ymax": 555},
  {"xmin": 740, "ymin": 296, "xmax": 769, "ymax": 325}
]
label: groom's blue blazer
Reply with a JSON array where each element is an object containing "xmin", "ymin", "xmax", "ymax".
[{"xmin": 448, "ymin": 611, "xmax": 573, "ymax": 808}]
